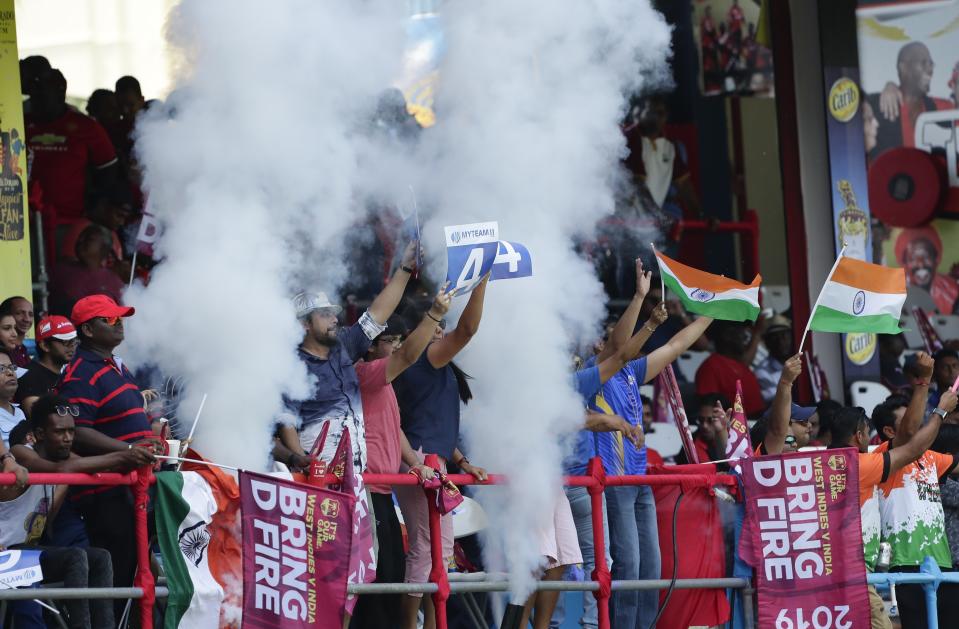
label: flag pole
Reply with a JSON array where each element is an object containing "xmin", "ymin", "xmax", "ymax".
[
  {"xmin": 128, "ymin": 250, "xmax": 138, "ymax": 287},
  {"xmin": 651, "ymin": 243, "xmax": 665, "ymax": 297},
  {"xmin": 157, "ymin": 454, "xmax": 239, "ymax": 472},
  {"xmin": 799, "ymin": 245, "xmax": 847, "ymax": 352}
]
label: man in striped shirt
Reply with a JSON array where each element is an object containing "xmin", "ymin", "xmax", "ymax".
[{"xmin": 56, "ymin": 294, "xmax": 158, "ymax": 612}]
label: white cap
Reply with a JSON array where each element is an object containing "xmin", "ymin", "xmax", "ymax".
[{"xmin": 293, "ymin": 291, "xmax": 342, "ymax": 320}]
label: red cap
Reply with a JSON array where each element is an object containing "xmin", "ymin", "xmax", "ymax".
[
  {"xmin": 36, "ymin": 316, "xmax": 77, "ymax": 341},
  {"xmin": 70, "ymin": 295, "xmax": 135, "ymax": 326}
]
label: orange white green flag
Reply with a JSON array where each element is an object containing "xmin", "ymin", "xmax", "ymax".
[
  {"xmin": 807, "ymin": 255, "xmax": 905, "ymax": 336},
  {"xmin": 653, "ymin": 249, "xmax": 761, "ymax": 322}
]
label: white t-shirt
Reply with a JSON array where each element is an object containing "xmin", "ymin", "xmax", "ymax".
[{"xmin": 0, "ymin": 405, "xmax": 26, "ymax": 449}]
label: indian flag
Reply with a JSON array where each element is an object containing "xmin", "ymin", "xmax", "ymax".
[
  {"xmin": 654, "ymin": 250, "xmax": 761, "ymax": 321},
  {"xmin": 155, "ymin": 471, "xmax": 225, "ymax": 629},
  {"xmin": 809, "ymin": 256, "xmax": 905, "ymax": 334}
]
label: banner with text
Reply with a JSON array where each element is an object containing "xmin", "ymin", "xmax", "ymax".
[
  {"xmin": 742, "ymin": 448, "xmax": 870, "ymax": 629},
  {"xmin": 240, "ymin": 471, "xmax": 354, "ymax": 629}
]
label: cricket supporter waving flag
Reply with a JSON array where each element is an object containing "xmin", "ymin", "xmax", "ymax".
[{"xmin": 653, "ymin": 249, "xmax": 761, "ymax": 321}]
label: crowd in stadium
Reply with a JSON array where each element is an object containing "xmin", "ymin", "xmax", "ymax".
[{"xmin": 3, "ymin": 55, "xmax": 959, "ymax": 629}]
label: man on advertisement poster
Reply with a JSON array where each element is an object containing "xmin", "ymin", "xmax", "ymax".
[
  {"xmin": 869, "ymin": 41, "xmax": 954, "ymax": 156},
  {"xmin": 894, "ymin": 226, "xmax": 959, "ymax": 314}
]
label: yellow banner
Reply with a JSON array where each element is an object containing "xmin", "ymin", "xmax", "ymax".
[{"xmin": 0, "ymin": 0, "xmax": 32, "ymax": 301}]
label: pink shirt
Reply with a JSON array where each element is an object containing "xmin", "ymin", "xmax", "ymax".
[{"xmin": 356, "ymin": 358, "xmax": 403, "ymax": 494}]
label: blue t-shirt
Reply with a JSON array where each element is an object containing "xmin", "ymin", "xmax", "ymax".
[
  {"xmin": 283, "ymin": 323, "xmax": 372, "ymax": 430},
  {"xmin": 565, "ymin": 356, "xmax": 648, "ymax": 476},
  {"xmin": 572, "ymin": 366, "xmax": 601, "ymax": 403},
  {"xmin": 393, "ymin": 351, "xmax": 461, "ymax": 460}
]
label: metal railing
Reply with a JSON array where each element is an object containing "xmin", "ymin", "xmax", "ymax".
[{"xmin": 868, "ymin": 557, "xmax": 959, "ymax": 629}]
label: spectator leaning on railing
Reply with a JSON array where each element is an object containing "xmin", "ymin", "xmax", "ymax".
[{"xmin": 54, "ymin": 294, "xmax": 160, "ymax": 613}]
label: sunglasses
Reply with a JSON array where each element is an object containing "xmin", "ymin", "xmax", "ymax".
[
  {"xmin": 95, "ymin": 316, "xmax": 122, "ymax": 326},
  {"xmin": 55, "ymin": 406, "xmax": 79, "ymax": 417},
  {"xmin": 784, "ymin": 435, "xmax": 797, "ymax": 446}
]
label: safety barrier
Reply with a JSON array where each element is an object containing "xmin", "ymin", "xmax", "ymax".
[
  {"xmin": 0, "ymin": 468, "xmax": 157, "ymax": 629},
  {"xmin": 867, "ymin": 557, "xmax": 959, "ymax": 629},
  {"xmin": 357, "ymin": 455, "xmax": 740, "ymax": 629}
]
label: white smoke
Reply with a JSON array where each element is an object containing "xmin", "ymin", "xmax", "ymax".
[
  {"xmin": 124, "ymin": 0, "xmax": 406, "ymax": 469},
  {"xmin": 126, "ymin": 0, "xmax": 670, "ymax": 598},
  {"xmin": 415, "ymin": 1, "xmax": 671, "ymax": 598}
]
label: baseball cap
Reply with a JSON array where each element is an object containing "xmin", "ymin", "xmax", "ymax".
[
  {"xmin": 36, "ymin": 316, "xmax": 77, "ymax": 342},
  {"xmin": 790, "ymin": 404, "xmax": 817, "ymax": 423},
  {"xmin": 71, "ymin": 295, "xmax": 135, "ymax": 326},
  {"xmin": 292, "ymin": 291, "xmax": 341, "ymax": 320},
  {"xmin": 764, "ymin": 314, "xmax": 792, "ymax": 336}
]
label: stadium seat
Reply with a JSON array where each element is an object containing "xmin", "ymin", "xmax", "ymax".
[
  {"xmin": 677, "ymin": 351, "xmax": 709, "ymax": 382},
  {"xmin": 898, "ymin": 310, "xmax": 924, "ymax": 349},
  {"xmin": 931, "ymin": 314, "xmax": 959, "ymax": 344},
  {"xmin": 761, "ymin": 285, "xmax": 791, "ymax": 315},
  {"xmin": 849, "ymin": 380, "xmax": 892, "ymax": 416},
  {"xmin": 645, "ymin": 421, "xmax": 683, "ymax": 459}
]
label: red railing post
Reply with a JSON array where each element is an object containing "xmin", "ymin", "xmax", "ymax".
[
  {"xmin": 133, "ymin": 465, "xmax": 156, "ymax": 629},
  {"xmin": 424, "ymin": 454, "xmax": 450, "ymax": 629},
  {"xmin": 586, "ymin": 457, "xmax": 611, "ymax": 629}
]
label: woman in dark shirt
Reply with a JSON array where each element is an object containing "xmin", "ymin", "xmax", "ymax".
[{"xmin": 393, "ymin": 275, "xmax": 490, "ymax": 629}]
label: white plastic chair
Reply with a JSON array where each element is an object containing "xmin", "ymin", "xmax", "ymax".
[
  {"xmin": 849, "ymin": 380, "xmax": 892, "ymax": 416},
  {"xmin": 898, "ymin": 310, "xmax": 924, "ymax": 350},
  {"xmin": 761, "ymin": 285, "xmax": 791, "ymax": 315},
  {"xmin": 676, "ymin": 351, "xmax": 709, "ymax": 381},
  {"xmin": 931, "ymin": 314, "xmax": 959, "ymax": 343},
  {"xmin": 645, "ymin": 421, "xmax": 683, "ymax": 459}
]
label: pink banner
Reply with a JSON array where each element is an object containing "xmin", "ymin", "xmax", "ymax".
[
  {"xmin": 741, "ymin": 448, "xmax": 870, "ymax": 629},
  {"xmin": 724, "ymin": 380, "xmax": 752, "ymax": 472},
  {"xmin": 912, "ymin": 306, "xmax": 943, "ymax": 354},
  {"xmin": 306, "ymin": 423, "xmax": 376, "ymax": 613},
  {"xmin": 659, "ymin": 364, "xmax": 699, "ymax": 463},
  {"xmin": 240, "ymin": 471, "xmax": 354, "ymax": 629}
]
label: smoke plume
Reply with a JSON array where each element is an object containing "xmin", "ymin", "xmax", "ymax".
[{"xmin": 126, "ymin": 0, "xmax": 670, "ymax": 598}]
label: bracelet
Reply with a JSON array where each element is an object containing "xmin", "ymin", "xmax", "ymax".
[
  {"xmin": 426, "ymin": 311, "xmax": 442, "ymax": 323},
  {"xmin": 401, "ymin": 265, "xmax": 414, "ymax": 274},
  {"xmin": 644, "ymin": 324, "xmax": 657, "ymax": 333}
]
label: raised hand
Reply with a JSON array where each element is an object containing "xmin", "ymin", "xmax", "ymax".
[
  {"xmin": 430, "ymin": 282, "xmax": 453, "ymax": 320},
  {"xmin": 401, "ymin": 240, "xmax": 423, "ymax": 272},
  {"xmin": 648, "ymin": 303, "xmax": 668, "ymax": 327},
  {"xmin": 914, "ymin": 352, "xmax": 934, "ymax": 381},
  {"xmin": 636, "ymin": 259, "xmax": 652, "ymax": 299},
  {"xmin": 780, "ymin": 353, "xmax": 803, "ymax": 385},
  {"xmin": 939, "ymin": 389, "xmax": 958, "ymax": 414}
]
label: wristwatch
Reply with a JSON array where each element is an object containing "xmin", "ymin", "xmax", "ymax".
[{"xmin": 933, "ymin": 407, "xmax": 948, "ymax": 420}]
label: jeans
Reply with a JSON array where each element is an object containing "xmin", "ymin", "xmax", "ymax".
[
  {"xmin": 605, "ymin": 485, "xmax": 660, "ymax": 629},
  {"xmin": 550, "ymin": 486, "xmax": 611, "ymax": 629}
]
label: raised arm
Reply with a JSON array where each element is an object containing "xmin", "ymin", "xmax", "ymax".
[
  {"xmin": 889, "ymin": 389, "xmax": 958, "ymax": 473},
  {"xmin": 893, "ymin": 352, "xmax": 933, "ymax": 448},
  {"xmin": 762, "ymin": 353, "xmax": 802, "ymax": 455},
  {"xmin": 428, "ymin": 273, "xmax": 489, "ymax": 369},
  {"xmin": 368, "ymin": 241, "xmax": 419, "ymax": 325},
  {"xmin": 643, "ymin": 315, "xmax": 714, "ymax": 383},
  {"xmin": 595, "ymin": 259, "xmax": 650, "ymax": 363},
  {"xmin": 11, "ymin": 444, "xmax": 154, "ymax": 474},
  {"xmin": 596, "ymin": 303, "xmax": 667, "ymax": 384},
  {"xmin": 386, "ymin": 284, "xmax": 452, "ymax": 382}
]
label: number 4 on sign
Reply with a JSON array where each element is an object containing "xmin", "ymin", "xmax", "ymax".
[
  {"xmin": 490, "ymin": 241, "xmax": 533, "ymax": 281},
  {"xmin": 457, "ymin": 247, "xmax": 487, "ymax": 290}
]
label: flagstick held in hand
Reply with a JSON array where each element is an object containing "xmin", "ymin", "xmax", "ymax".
[
  {"xmin": 128, "ymin": 250, "xmax": 138, "ymax": 287},
  {"xmin": 799, "ymin": 245, "xmax": 847, "ymax": 353},
  {"xmin": 951, "ymin": 374, "xmax": 959, "ymax": 393},
  {"xmin": 158, "ymin": 455, "xmax": 239, "ymax": 472},
  {"xmin": 651, "ymin": 243, "xmax": 665, "ymax": 297},
  {"xmin": 176, "ymin": 393, "xmax": 208, "ymax": 472}
]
